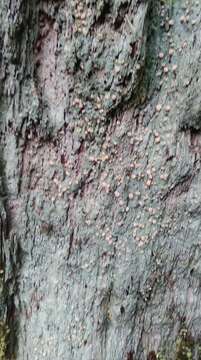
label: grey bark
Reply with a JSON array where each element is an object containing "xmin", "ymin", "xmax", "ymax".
[{"xmin": 0, "ymin": 0, "xmax": 201, "ymax": 359}]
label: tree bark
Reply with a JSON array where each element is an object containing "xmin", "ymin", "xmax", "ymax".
[{"xmin": 0, "ymin": 0, "xmax": 201, "ymax": 359}]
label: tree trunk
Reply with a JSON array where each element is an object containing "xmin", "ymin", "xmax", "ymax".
[{"xmin": 0, "ymin": 0, "xmax": 201, "ymax": 359}]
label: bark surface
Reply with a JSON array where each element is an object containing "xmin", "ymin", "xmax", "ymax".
[{"xmin": 0, "ymin": 0, "xmax": 201, "ymax": 359}]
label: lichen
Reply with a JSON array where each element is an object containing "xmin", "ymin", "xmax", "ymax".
[
  {"xmin": 0, "ymin": 322, "xmax": 9, "ymax": 360},
  {"xmin": 155, "ymin": 351, "xmax": 166, "ymax": 360},
  {"xmin": 175, "ymin": 329, "xmax": 194, "ymax": 360},
  {"xmin": 155, "ymin": 328, "xmax": 201, "ymax": 360}
]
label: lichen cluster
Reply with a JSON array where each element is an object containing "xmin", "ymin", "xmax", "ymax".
[{"xmin": 0, "ymin": 322, "xmax": 9, "ymax": 360}]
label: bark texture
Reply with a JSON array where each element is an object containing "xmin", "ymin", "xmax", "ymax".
[{"xmin": 1, "ymin": 0, "xmax": 201, "ymax": 359}]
